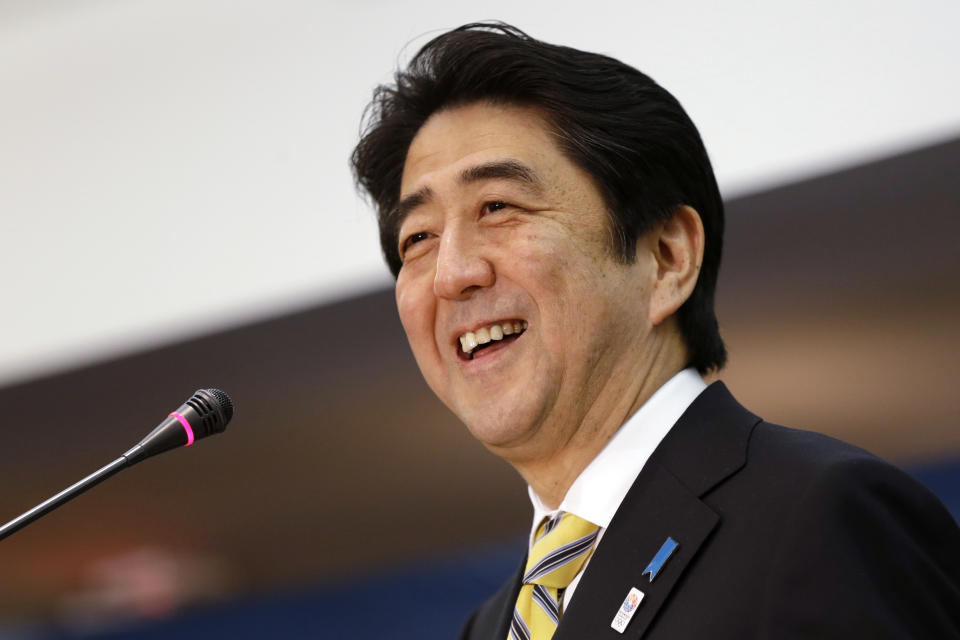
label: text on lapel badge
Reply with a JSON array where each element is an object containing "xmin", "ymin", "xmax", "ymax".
[{"xmin": 610, "ymin": 587, "xmax": 645, "ymax": 633}]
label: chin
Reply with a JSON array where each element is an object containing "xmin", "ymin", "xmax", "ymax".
[
  {"xmin": 460, "ymin": 404, "xmax": 546, "ymax": 452},
  {"xmin": 445, "ymin": 375, "xmax": 558, "ymax": 450}
]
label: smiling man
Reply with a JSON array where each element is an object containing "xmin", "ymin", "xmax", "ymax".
[
  {"xmin": 351, "ymin": 22, "xmax": 960, "ymax": 640},
  {"xmin": 394, "ymin": 102, "xmax": 700, "ymax": 507}
]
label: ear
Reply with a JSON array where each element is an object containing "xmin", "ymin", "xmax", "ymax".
[{"xmin": 647, "ymin": 205, "xmax": 705, "ymax": 327}]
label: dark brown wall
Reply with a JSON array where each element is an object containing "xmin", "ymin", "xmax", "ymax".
[{"xmin": 1, "ymin": 137, "xmax": 957, "ymax": 624}]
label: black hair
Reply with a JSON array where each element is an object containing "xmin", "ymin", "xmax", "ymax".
[{"xmin": 351, "ymin": 22, "xmax": 726, "ymax": 372}]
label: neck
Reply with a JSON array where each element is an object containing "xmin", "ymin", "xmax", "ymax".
[{"xmin": 509, "ymin": 334, "xmax": 689, "ymax": 509}]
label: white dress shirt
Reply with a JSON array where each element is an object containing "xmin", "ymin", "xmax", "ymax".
[{"xmin": 526, "ymin": 367, "xmax": 707, "ymax": 610}]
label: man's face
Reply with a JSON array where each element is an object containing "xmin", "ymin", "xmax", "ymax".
[{"xmin": 395, "ymin": 102, "xmax": 658, "ymax": 455}]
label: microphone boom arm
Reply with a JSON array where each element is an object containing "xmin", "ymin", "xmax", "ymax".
[
  {"xmin": 0, "ymin": 455, "xmax": 130, "ymax": 541},
  {"xmin": 0, "ymin": 388, "xmax": 232, "ymax": 542}
]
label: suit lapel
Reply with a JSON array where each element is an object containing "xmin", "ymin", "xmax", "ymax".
[
  {"xmin": 555, "ymin": 382, "xmax": 761, "ymax": 639},
  {"xmin": 555, "ymin": 462, "xmax": 718, "ymax": 639}
]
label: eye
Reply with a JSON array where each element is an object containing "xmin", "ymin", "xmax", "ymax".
[
  {"xmin": 400, "ymin": 231, "xmax": 431, "ymax": 257},
  {"xmin": 483, "ymin": 200, "xmax": 508, "ymax": 214}
]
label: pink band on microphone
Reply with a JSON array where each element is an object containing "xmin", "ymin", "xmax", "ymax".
[{"xmin": 169, "ymin": 412, "xmax": 195, "ymax": 446}]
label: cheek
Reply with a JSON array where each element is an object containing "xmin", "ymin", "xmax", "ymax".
[
  {"xmin": 507, "ymin": 231, "xmax": 571, "ymax": 286},
  {"xmin": 510, "ymin": 235, "xmax": 606, "ymax": 316},
  {"xmin": 396, "ymin": 279, "xmax": 453, "ymax": 403},
  {"xmin": 395, "ymin": 278, "xmax": 435, "ymax": 353}
]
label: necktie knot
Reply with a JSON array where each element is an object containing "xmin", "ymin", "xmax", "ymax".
[
  {"xmin": 523, "ymin": 512, "xmax": 600, "ymax": 588},
  {"xmin": 509, "ymin": 512, "xmax": 599, "ymax": 639},
  {"xmin": 508, "ymin": 512, "xmax": 600, "ymax": 640}
]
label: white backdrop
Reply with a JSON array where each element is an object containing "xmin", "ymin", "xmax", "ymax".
[{"xmin": 2, "ymin": 0, "xmax": 959, "ymax": 386}]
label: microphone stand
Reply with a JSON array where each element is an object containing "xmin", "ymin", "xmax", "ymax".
[
  {"xmin": 0, "ymin": 455, "xmax": 130, "ymax": 541},
  {"xmin": 0, "ymin": 388, "xmax": 232, "ymax": 542}
]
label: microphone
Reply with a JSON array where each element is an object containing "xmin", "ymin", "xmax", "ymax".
[
  {"xmin": 0, "ymin": 388, "xmax": 234, "ymax": 542},
  {"xmin": 123, "ymin": 388, "xmax": 234, "ymax": 464}
]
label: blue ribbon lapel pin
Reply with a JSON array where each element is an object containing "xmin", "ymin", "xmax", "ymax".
[{"xmin": 642, "ymin": 537, "xmax": 679, "ymax": 582}]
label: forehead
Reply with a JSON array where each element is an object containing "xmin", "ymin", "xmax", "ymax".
[{"xmin": 400, "ymin": 102, "xmax": 562, "ymax": 200}]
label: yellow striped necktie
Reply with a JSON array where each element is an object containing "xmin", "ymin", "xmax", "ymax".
[{"xmin": 508, "ymin": 512, "xmax": 600, "ymax": 640}]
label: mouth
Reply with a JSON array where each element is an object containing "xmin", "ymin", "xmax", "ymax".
[{"xmin": 456, "ymin": 320, "xmax": 528, "ymax": 361}]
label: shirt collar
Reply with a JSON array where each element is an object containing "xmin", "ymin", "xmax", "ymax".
[{"xmin": 528, "ymin": 367, "xmax": 707, "ymax": 541}]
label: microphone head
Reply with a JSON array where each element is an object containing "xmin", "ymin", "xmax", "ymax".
[
  {"xmin": 125, "ymin": 388, "xmax": 235, "ymax": 464},
  {"xmin": 184, "ymin": 388, "xmax": 234, "ymax": 438}
]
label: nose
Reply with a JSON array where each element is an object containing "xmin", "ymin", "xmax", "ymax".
[{"xmin": 433, "ymin": 225, "xmax": 495, "ymax": 299}]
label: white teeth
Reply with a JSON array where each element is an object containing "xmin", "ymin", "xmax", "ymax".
[{"xmin": 459, "ymin": 321, "xmax": 526, "ymax": 355}]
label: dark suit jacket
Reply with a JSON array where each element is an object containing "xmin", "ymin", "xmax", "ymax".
[{"xmin": 460, "ymin": 382, "xmax": 960, "ymax": 639}]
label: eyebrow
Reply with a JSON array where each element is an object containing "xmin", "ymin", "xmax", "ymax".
[
  {"xmin": 459, "ymin": 160, "xmax": 542, "ymax": 191},
  {"xmin": 394, "ymin": 186, "xmax": 434, "ymax": 224},
  {"xmin": 393, "ymin": 160, "xmax": 543, "ymax": 228}
]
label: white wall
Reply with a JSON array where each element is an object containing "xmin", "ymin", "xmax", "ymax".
[{"xmin": 2, "ymin": 0, "xmax": 959, "ymax": 386}]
